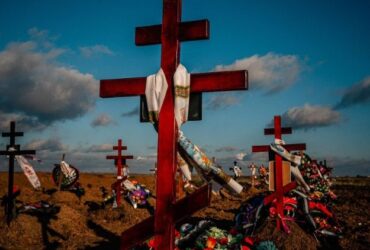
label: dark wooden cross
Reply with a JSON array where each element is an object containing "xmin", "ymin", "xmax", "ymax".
[
  {"xmin": 106, "ymin": 139, "xmax": 133, "ymax": 206},
  {"xmin": 0, "ymin": 121, "xmax": 36, "ymax": 225},
  {"xmin": 252, "ymin": 116, "xmax": 306, "ymax": 230},
  {"xmin": 100, "ymin": 0, "xmax": 247, "ymax": 248}
]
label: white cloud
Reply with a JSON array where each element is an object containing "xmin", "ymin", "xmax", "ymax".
[
  {"xmin": 235, "ymin": 152, "xmax": 247, "ymax": 161},
  {"xmin": 0, "ymin": 111, "xmax": 46, "ymax": 132},
  {"xmin": 24, "ymin": 138, "xmax": 68, "ymax": 152},
  {"xmin": 214, "ymin": 52, "xmax": 302, "ymax": 93},
  {"xmin": 0, "ymin": 30, "xmax": 98, "ymax": 131},
  {"xmin": 214, "ymin": 146, "xmax": 239, "ymax": 153},
  {"xmin": 276, "ymin": 104, "xmax": 341, "ymax": 130},
  {"xmin": 335, "ymin": 76, "xmax": 370, "ymax": 109},
  {"xmin": 136, "ymin": 153, "xmax": 157, "ymax": 161},
  {"xmin": 86, "ymin": 144, "xmax": 114, "ymax": 153},
  {"xmin": 27, "ymin": 27, "xmax": 57, "ymax": 49},
  {"xmin": 206, "ymin": 94, "xmax": 241, "ymax": 110},
  {"xmin": 91, "ymin": 114, "xmax": 114, "ymax": 127},
  {"xmin": 79, "ymin": 45, "xmax": 114, "ymax": 58}
]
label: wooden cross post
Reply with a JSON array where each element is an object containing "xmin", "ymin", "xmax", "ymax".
[
  {"xmin": 252, "ymin": 116, "xmax": 306, "ymax": 230},
  {"xmin": 100, "ymin": 0, "xmax": 248, "ymax": 248},
  {"xmin": 106, "ymin": 139, "xmax": 133, "ymax": 206},
  {"xmin": 0, "ymin": 121, "xmax": 36, "ymax": 225},
  {"xmin": 57, "ymin": 154, "xmax": 66, "ymax": 191}
]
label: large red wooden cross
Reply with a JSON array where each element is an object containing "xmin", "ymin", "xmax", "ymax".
[
  {"xmin": 106, "ymin": 139, "xmax": 133, "ymax": 206},
  {"xmin": 0, "ymin": 121, "xmax": 36, "ymax": 225},
  {"xmin": 100, "ymin": 0, "xmax": 248, "ymax": 248},
  {"xmin": 252, "ymin": 116, "xmax": 306, "ymax": 230}
]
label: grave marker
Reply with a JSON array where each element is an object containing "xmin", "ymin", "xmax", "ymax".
[
  {"xmin": 106, "ymin": 139, "xmax": 133, "ymax": 206},
  {"xmin": 100, "ymin": 0, "xmax": 248, "ymax": 248},
  {"xmin": 252, "ymin": 116, "xmax": 306, "ymax": 230},
  {"xmin": 0, "ymin": 121, "xmax": 36, "ymax": 225}
]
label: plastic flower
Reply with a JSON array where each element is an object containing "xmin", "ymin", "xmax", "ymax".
[{"xmin": 206, "ymin": 237, "xmax": 217, "ymax": 248}]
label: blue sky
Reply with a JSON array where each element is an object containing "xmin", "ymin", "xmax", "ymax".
[{"xmin": 0, "ymin": 0, "xmax": 369, "ymax": 176}]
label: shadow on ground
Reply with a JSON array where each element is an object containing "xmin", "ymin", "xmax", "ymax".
[{"xmin": 83, "ymin": 220, "xmax": 120, "ymax": 250}]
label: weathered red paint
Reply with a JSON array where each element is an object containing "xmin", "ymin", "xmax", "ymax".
[
  {"xmin": 252, "ymin": 116, "xmax": 306, "ymax": 230},
  {"xmin": 106, "ymin": 139, "xmax": 133, "ymax": 206},
  {"xmin": 99, "ymin": 0, "xmax": 248, "ymax": 248},
  {"xmin": 135, "ymin": 19, "xmax": 209, "ymax": 45}
]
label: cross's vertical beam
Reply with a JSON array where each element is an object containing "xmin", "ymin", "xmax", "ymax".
[
  {"xmin": 116, "ymin": 139, "xmax": 123, "ymax": 206},
  {"xmin": 7, "ymin": 122, "xmax": 17, "ymax": 225},
  {"xmin": 154, "ymin": 0, "xmax": 181, "ymax": 248},
  {"xmin": 7, "ymin": 149, "xmax": 15, "ymax": 225},
  {"xmin": 273, "ymin": 116, "xmax": 284, "ymax": 230},
  {"xmin": 115, "ymin": 139, "xmax": 123, "ymax": 178}
]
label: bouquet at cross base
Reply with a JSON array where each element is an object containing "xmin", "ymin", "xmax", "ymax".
[
  {"xmin": 295, "ymin": 153, "xmax": 336, "ymax": 202},
  {"xmin": 123, "ymin": 179, "xmax": 151, "ymax": 209}
]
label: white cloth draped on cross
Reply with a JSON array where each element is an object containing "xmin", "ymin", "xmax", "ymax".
[
  {"xmin": 14, "ymin": 154, "xmax": 41, "ymax": 190},
  {"xmin": 270, "ymin": 139, "xmax": 310, "ymax": 191},
  {"xmin": 145, "ymin": 64, "xmax": 243, "ymax": 194},
  {"xmin": 145, "ymin": 64, "xmax": 191, "ymax": 127}
]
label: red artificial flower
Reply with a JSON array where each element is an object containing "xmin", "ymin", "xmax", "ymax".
[
  {"xmin": 206, "ymin": 237, "xmax": 217, "ymax": 248},
  {"xmin": 218, "ymin": 237, "xmax": 228, "ymax": 245},
  {"xmin": 148, "ymin": 238, "xmax": 156, "ymax": 248},
  {"xmin": 269, "ymin": 207, "xmax": 277, "ymax": 217},
  {"xmin": 229, "ymin": 227, "xmax": 238, "ymax": 235},
  {"xmin": 244, "ymin": 236, "xmax": 254, "ymax": 246},
  {"xmin": 175, "ymin": 230, "xmax": 180, "ymax": 238}
]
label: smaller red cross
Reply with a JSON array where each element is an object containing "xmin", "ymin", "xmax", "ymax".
[
  {"xmin": 106, "ymin": 139, "xmax": 133, "ymax": 206},
  {"xmin": 252, "ymin": 116, "xmax": 306, "ymax": 230}
]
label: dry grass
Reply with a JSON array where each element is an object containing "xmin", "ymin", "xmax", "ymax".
[{"xmin": 0, "ymin": 172, "xmax": 368, "ymax": 249}]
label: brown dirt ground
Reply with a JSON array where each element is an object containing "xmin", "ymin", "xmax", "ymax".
[{"xmin": 0, "ymin": 172, "xmax": 369, "ymax": 250}]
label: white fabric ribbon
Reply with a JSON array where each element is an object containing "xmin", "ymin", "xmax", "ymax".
[
  {"xmin": 178, "ymin": 130, "xmax": 243, "ymax": 193},
  {"xmin": 270, "ymin": 140, "xmax": 301, "ymax": 166},
  {"xmin": 174, "ymin": 64, "xmax": 191, "ymax": 127},
  {"xmin": 122, "ymin": 179, "xmax": 136, "ymax": 191},
  {"xmin": 15, "ymin": 155, "xmax": 41, "ymax": 189},
  {"xmin": 291, "ymin": 165, "xmax": 310, "ymax": 192},
  {"xmin": 145, "ymin": 64, "xmax": 190, "ymax": 126},
  {"xmin": 145, "ymin": 68, "xmax": 168, "ymax": 123},
  {"xmin": 270, "ymin": 141, "xmax": 310, "ymax": 192},
  {"xmin": 177, "ymin": 152, "xmax": 192, "ymax": 181},
  {"xmin": 274, "ymin": 138, "xmax": 286, "ymax": 145},
  {"xmin": 60, "ymin": 160, "xmax": 75, "ymax": 178}
]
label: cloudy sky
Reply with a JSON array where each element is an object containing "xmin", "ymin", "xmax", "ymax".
[{"xmin": 0, "ymin": 0, "xmax": 369, "ymax": 176}]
